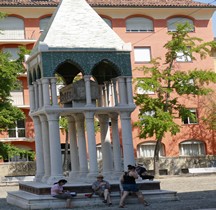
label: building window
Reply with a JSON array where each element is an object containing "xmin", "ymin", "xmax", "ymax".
[
  {"xmin": 137, "ymin": 142, "xmax": 165, "ymax": 158},
  {"xmin": 8, "ymin": 120, "xmax": 25, "ymax": 138},
  {"xmin": 0, "ymin": 16, "xmax": 24, "ymax": 39},
  {"xmin": 136, "ymin": 81, "xmax": 154, "ymax": 95},
  {"xmin": 10, "ymin": 80, "xmax": 24, "ymax": 106},
  {"xmin": 102, "ymin": 18, "xmax": 112, "ymax": 28},
  {"xmin": 126, "ymin": 17, "xmax": 153, "ymax": 32},
  {"xmin": 134, "ymin": 47, "xmax": 151, "ymax": 63},
  {"xmin": 182, "ymin": 109, "xmax": 198, "ymax": 124},
  {"xmin": 2, "ymin": 48, "xmax": 20, "ymax": 61},
  {"xmin": 167, "ymin": 17, "xmax": 194, "ymax": 32},
  {"xmin": 176, "ymin": 49, "xmax": 192, "ymax": 62},
  {"xmin": 96, "ymin": 144, "xmax": 102, "ymax": 160},
  {"xmin": 179, "ymin": 140, "xmax": 205, "ymax": 156},
  {"xmin": 40, "ymin": 17, "xmax": 51, "ymax": 32}
]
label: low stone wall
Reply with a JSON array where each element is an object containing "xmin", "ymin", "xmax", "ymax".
[
  {"xmin": 0, "ymin": 161, "xmax": 36, "ymax": 177},
  {"xmin": 136, "ymin": 156, "xmax": 216, "ymax": 175}
]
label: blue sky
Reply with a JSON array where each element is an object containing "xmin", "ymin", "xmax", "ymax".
[{"xmin": 195, "ymin": 0, "xmax": 216, "ymax": 37}]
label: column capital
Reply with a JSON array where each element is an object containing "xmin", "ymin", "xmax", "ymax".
[
  {"xmin": 120, "ymin": 111, "xmax": 132, "ymax": 119},
  {"xmin": 36, "ymin": 79, "xmax": 42, "ymax": 85},
  {"xmin": 39, "ymin": 114, "xmax": 47, "ymax": 122},
  {"xmin": 84, "ymin": 75, "xmax": 91, "ymax": 81},
  {"xmin": 50, "ymin": 77, "xmax": 57, "ymax": 84},
  {"xmin": 32, "ymin": 116, "xmax": 40, "ymax": 124},
  {"xmin": 84, "ymin": 111, "xmax": 95, "ymax": 119},
  {"xmin": 41, "ymin": 77, "xmax": 50, "ymax": 85},
  {"xmin": 46, "ymin": 113, "xmax": 59, "ymax": 121}
]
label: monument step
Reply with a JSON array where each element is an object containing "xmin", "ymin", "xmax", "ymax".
[
  {"xmin": 19, "ymin": 180, "xmax": 160, "ymax": 195},
  {"xmin": 7, "ymin": 189, "xmax": 178, "ymax": 209}
]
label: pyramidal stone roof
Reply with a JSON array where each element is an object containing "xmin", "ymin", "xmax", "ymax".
[{"xmin": 35, "ymin": 0, "xmax": 130, "ymax": 53}]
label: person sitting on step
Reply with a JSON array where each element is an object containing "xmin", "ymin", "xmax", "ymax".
[
  {"xmin": 51, "ymin": 179, "xmax": 74, "ymax": 208},
  {"xmin": 92, "ymin": 174, "xmax": 112, "ymax": 206}
]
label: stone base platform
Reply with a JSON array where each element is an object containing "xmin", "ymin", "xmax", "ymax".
[{"xmin": 6, "ymin": 180, "xmax": 178, "ymax": 209}]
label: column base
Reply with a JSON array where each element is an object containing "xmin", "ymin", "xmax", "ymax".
[
  {"xmin": 87, "ymin": 172, "xmax": 99, "ymax": 180},
  {"xmin": 111, "ymin": 171, "xmax": 123, "ymax": 180},
  {"xmin": 69, "ymin": 171, "xmax": 80, "ymax": 180},
  {"xmin": 34, "ymin": 174, "xmax": 44, "ymax": 182}
]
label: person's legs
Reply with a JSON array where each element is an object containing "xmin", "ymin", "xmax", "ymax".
[
  {"xmin": 135, "ymin": 191, "xmax": 149, "ymax": 206},
  {"xmin": 119, "ymin": 191, "xmax": 129, "ymax": 207},
  {"xmin": 66, "ymin": 198, "xmax": 73, "ymax": 208}
]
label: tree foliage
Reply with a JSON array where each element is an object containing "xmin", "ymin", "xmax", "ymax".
[
  {"xmin": 134, "ymin": 23, "xmax": 216, "ymax": 175},
  {"xmin": 0, "ymin": 142, "xmax": 35, "ymax": 161},
  {"xmin": 0, "ymin": 46, "xmax": 30, "ymax": 129}
]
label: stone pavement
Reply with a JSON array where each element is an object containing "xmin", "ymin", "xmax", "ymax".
[{"xmin": 0, "ymin": 174, "xmax": 216, "ymax": 210}]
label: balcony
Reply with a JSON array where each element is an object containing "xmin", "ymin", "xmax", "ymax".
[{"xmin": 0, "ymin": 30, "xmax": 37, "ymax": 44}]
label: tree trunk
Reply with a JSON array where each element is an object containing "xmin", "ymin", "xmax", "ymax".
[
  {"xmin": 153, "ymin": 138, "xmax": 162, "ymax": 178},
  {"xmin": 63, "ymin": 131, "xmax": 69, "ymax": 172}
]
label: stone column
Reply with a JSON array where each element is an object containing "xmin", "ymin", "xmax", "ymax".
[
  {"xmin": 112, "ymin": 79, "xmax": 118, "ymax": 106},
  {"xmin": 74, "ymin": 114, "xmax": 88, "ymax": 177},
  {"xmin": 120, "ymin": 112, "xmax": 135, "ymax": 171},
  {"xmin": 32, "ymin": 116, "xmax": 44, "ymax": 182},
  {"xmin": 84, "ymin": 75, "xmax": 92, "ymax": 106},
  {"xmin": 126, "ymin": 77, "xmax": 134, "ymax": 106},
  {"xmin": 41, "ymin": 78, "xmax": 50, "ymax": 107},
  {"xmin": 105, "ymin": 82, "xmax": 110, "ymax": 107},
  {"xmin": 33, "ymin": 81, "xmax": 39, "ymax": 110},
  {"xmin": 50, "ymin": 78, "xmax": 58, "ymax": 107},
  {"xmin": 98, "ymin": 85, "xmax": 103, "ymax": 107},
  {"xmin": 102, "ymin": 85, "xmax": 107, "ymax": 107},
  {"xmin": 47, "ymin": 113, "xmax": 63, "ymax": 184},
  {"xmin": 118, "ymin": 77, "xmax": 127, "ymax": 106},
  {"xmin": 37, "ymin": 79, "xmax": 43, "ymax": 108},
  {"xmin": 29, "ymin": 85, "xmax": 35, "ymax": 112},
  {"xmin": 110, "ymin": 113, "xmax": 122, "ymax": 176},
  {"xmin": 39, "ymin": 115, "xmax": 51, "ymax": 183},
  {"xmin": 67, "ymin": 116, "xmax": 80, "ymax": 179},
  {"xmin": 98, "ymin": 114, "xmax": 113, "ymax": 177},
  {"xmin": 85, "ymin": 111, "xmax": 98, "ymax": 178}
]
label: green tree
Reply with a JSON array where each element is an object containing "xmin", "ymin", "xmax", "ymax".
[
  {"xmin": 134, "ymin": 23, "xmax": 216, "ymax": 176},
  {"xmin": 0, "ymin": 142, "xmax": 35, "ymax": 161},
  {"xmin": 0, "ymin": 51, "xmax": 25, "ymax": 129}
]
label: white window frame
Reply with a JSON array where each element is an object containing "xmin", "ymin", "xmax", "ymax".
[
  {"xmin": 8, "ymin": 119, "xmax": 26, "ymax": 138},
  {"xmin": 126, "ymin": 17, "xmax": 154, "ymax": 32},
  {"xmin": 167, "ymin": 17, "xmax": 194, "ymax": 32},
  {"xmin": 134, "ymin": 47, "xmax": 151, "ymax": 63},
  {"xmin": 179, "ymin": 140, "xmax": 205, "ymax": 156},
  {"xmin": 137, "ymin": 142, "xmax": 165, "ymax": 158},
  {"xmin": 183, "ymin": 109, "xmax": 198, "ymax": 125}
]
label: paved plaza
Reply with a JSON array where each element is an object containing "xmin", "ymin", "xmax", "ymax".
[{"xmin": 0, "ymin": 174, "xmax": 216, "ymax": 210}]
